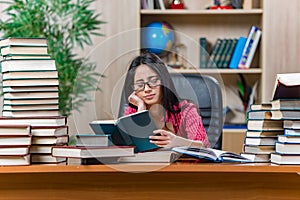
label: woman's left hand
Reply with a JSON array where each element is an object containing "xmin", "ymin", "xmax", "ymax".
[{"xmin": 149, "ymin": 129, "xmax": 179, "ymax": 148}]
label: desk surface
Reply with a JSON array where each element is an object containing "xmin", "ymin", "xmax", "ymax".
[
  {"xmin": 0, "ymin": 162, "xmax": 299, "ymax": 173},
  {"xmin": 0, "ymin": 163, "xmax": 299, "ymax": 200}
]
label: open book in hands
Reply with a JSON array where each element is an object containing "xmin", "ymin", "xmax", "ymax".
[
  {"xmin": 172, "ymin": 146, "xmax": 251, "ymax": 162},
  {"xmin": 89, "ymin": 110, "xmax": 160, "ymax": 153}
]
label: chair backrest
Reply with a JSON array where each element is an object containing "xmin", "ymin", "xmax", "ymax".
[{"xmin": 118, "ymin": 73, "xmax": 223, "ymax": 149}]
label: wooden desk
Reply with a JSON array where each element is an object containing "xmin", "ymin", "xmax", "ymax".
[{"xmin": 0, "ymin": 163, "xmax": 299, "ymax": 200}]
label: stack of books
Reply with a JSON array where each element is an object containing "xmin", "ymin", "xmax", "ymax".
[
  {"xmin": 0, "ymin": 37, "xmax": 59, "ymax": 117},
  {"xmin": 0, "ymin": 116, "xmax": 68, "ymax": 165},
  {"xmin": 0, "ymin": 125, "xmax": 32, "ymax": 166},
  {"xmin": 52, "ymin": 133, "xmax": 135, "ymax": 165},
  {"xmin": 270, "ymin": 99, "xmax": 300, "ymax": 165},
  {"xmin": 241, "ymin": 101, "xmax": 284, "ymax": 163}
]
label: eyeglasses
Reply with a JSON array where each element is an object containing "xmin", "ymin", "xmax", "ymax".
[{"xmin": 132, "ymin": 77, "xmax": 161, "ymax": 92}]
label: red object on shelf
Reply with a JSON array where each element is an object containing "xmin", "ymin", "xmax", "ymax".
[
  {"xmin": 209, "ymin": 5, "xmax": 233, "ymax": 10},
  {"xmin": 170, "ymin": 0, "xmax": 185, "ymax": 9}
]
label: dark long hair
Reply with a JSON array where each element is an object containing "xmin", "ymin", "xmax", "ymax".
[{"xmin": 124, "ymin": 52, "xmax": 181, "ymax": 117}]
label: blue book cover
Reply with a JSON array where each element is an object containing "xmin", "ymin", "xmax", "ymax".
[
  {"xmin": 229, "ymin": 37, "xmax": 247, "ymax": 69},
  {"xmin": 89, "ymin": 110, "xmax": 159, "ymax": 153}
]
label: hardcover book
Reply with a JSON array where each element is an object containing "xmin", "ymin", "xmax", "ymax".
[
  {"xmin": 31, "ymin": 125, "xmax": 68, "ymax": 136},
  {"xmin": 0, "ymin": 37, "xmax": 48, "ymax": 47},
  {"xmin": 0, "ymin": 146, "xmax": 30, "ymax": 156},
  {"xmin": 271, "ymin": 153, "xmax": 300, "ymax": 165},
  {"xmin": 271, "ymin": 99, "xmax": 300, "ymax": 110},
  {"xmin": 172, "ymin": 146, "xmax": 251, "ymax": 162},
  {"xmin": 272, "ymin": 73, "xmax": 300, "ymax": 100},
  {"xmin": 247, "ymin": 119, "xmax": 283, "ymax": 131},
  {"xmin": 90, "ymin": 110, "xmax": 159, "ymax": 153},
  {"xmin": 0, "ymin": 45, "xmax": 48, "ymax": 56},
  {"xmin": 0, "ymin": 125, "xmax": 31, "ymax": 135},
  {"xmin": 119, "ymin": 150, "xmax": 179, "ymax": 163},
  {"xmin": 229, "ymin": 36, "xmax": 247, "ymax": 69},
  {"xmin": 76, "ymin": 134, "xmax": 110, "ymax": 147},
  {"xmin": 0, "ymin": 116, "xmax": 67, "ymax": 126},
  {"xmin": 0, "ymin": 154, "xmax": 30, "ymax": 166},
  {"xmin": 31, "ymin": 135, "xmax": 68, "ymax": 145},
  {"xmin": 51, "ymin": 145, "xmax": 135, "ymax": 158},
  {"xmin": 1, "ymin": 59, "xmax": 56, "ymax": 72}
]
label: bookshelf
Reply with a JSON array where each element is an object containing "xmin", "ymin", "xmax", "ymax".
[{"xmin": 140, "ymin": 0, "xmax": 264, "ymax": 124}]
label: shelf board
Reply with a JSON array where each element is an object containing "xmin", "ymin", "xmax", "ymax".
[
  {"xmin": 169, "ymin": 68, "xmax": 263, "ymax": 74},
  {"xmin": 141, "ymin": 9, "xmax": 263, "ymax": 15}
]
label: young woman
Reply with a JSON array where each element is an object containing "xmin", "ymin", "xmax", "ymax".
[{"xmin": 123, "ymin": 52, "xmax": 210, "ymax": 148}]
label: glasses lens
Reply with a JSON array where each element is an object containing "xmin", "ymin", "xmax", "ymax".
[{"xmin": 148, "ymin": 77, "xmax": 160, "ymax": 87}]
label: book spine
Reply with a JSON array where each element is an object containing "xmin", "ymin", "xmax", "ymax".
[
  {"xmin": 219, "ymin": 39, "xmax": 232, "ymax": 68},
  {"xmin": 229, "ymin": 37, "xmax": 247, "ymax": 69},
  {"xmin": 222, "ymin": 38, "xmax": 237, "ymax": 68},
  {"xmin": 244, "ymin": 29, "xmax": 262, "ymax": 68},
  {"xmin": 199, "ymin": 37, "xmax": 207, "ymax": 69},
  {"xmin": 207, "ymin": 38, "xmax": 222, "ymax": 68},
  {"xmin": 214, "ymin": 39, "xmax": 227, "ymax": 68},
  {"xmin": 238, "ymin": 26, "xmax": 259, "ymax": 69}
]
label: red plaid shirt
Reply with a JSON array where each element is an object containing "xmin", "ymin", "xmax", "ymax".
[{"xmin": 124, "ymin": 100, "xmax": 210, "ymax": 148}]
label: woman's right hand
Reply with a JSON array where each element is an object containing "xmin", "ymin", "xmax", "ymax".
[{"xmin": 128, "ymin": 92, "xmax": 146, "ymax": 111}]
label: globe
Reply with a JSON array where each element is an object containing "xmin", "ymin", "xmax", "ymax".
[{"xmin": 141, "ymin": 21, "xmax": 175, "ymax": 54}]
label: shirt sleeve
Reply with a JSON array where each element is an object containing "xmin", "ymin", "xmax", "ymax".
[
  {"xmin": 181, "ymin": 103, "xmax": 211, "ymax": 148},
  {"xmin": 123, "ymin": 106, "xmax": 137, "ymax": 116}
]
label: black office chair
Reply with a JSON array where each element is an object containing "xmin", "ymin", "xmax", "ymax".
[{"xmin": 118, "ymin": 73, "xmax": 223, "ymax": 149}]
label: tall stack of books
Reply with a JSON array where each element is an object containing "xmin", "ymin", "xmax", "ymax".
[
  {"xmin": 241, "ymin": 101, "xmax": 284, "ymax": 163},
  {"xmin": 269, "ymin": 99, "xmax": 300, "ymax": 164},
  {"xmin": 0, "ymin": 37, "xmax": 68, "ymax": 165},
  {"xmin": 0, "ymin": 37, "xmax": 59, "ymax": 117}
]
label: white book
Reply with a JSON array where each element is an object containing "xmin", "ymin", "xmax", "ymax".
[
  {"xmin": 1, "ymin": 59, "xmax": 56, "ymax": 72},
  {"xmin": 245, "ymin": 29, "xmax": 262, "ymax": 68},
  {"xmin": 0, "ymin": 154, "xmax": 30, "ymax": 166}
]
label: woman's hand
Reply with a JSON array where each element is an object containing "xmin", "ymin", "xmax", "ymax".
[
  {"xmin": 149, "ymin": 129, "xmax": 205, "ymax": 148},
  {"xmin": 149, "ymin": 129, "xmax": 180, "ymax": 148},
  {"xmin": 128, "ymin": 92, "xmax": 146, "ymax": 111}
]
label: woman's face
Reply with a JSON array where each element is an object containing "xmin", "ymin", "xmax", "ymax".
[{"xmin": 133, "ymin": 64, "xmax": 162, "ymax": 107}]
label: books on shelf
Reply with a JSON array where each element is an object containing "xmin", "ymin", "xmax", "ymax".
[
  {"xmin": 0, "ymin": 45, "xmax": 48, "ymax": 56},
  {"xmin": 119, "ymin": 150, "xmax": 179, "ymax": 163},
  {"xmin": 221, "ymin": 38, "xmax": 238, "ymax": 68},
  {"xmin": 1, "ymin": 59, "xmax": 56, "ymax": 72},
  {"xmin": 0, "ymin": 116, "xmax": 67, "ymax": 126},
  {"xmin": 199, "ymin": 37, "xmax": 207, "ymax": 68},
  {"xmin": 271, "ymin": 153, "xmax": 300, "ymax": 165},
  {"xmin": 75, "ymin": 134, "xmax": 110, "ymax": 147},
  {"xmin": 272, "ymin": 73, "xmax": 300, "ymax": 100},
  {"xmin": 51, "ymin": 145, "xmax": 135, "ymax": 158},
  {"xmin": 229, "ymin": 36, "xmax": 247, "ymax": 69},
  {"xmin": 172, "ymin": 146, "xmax": 251, "ymax": 162},
  {"xmin": 0, "ymin": 37, "xmax": 48, "ymax": 47},
  {"xmin": 0, "ymin": 154, "xmax": 30, "ymax": 166},
  {"xmin": 90, "ymin": 110, "xmax": 159, "ymax": 153},
  {"xmin": 238, "ymin": 26, "xmax": 261, "ymax": 69},
  {"xmin": 278, "ymin": 135, "xmax": 300, "ymax": 143}
]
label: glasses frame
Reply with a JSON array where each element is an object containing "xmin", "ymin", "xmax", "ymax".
[{"xmin": 132, "ymin": 77, "xmax": 161, "ymax": 92}]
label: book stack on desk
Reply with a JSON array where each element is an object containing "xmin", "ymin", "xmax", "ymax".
[
  {"xmin": 0, "ymin": 116, "xmax": 68, "ymax": 165},
  {"xmin": 0, "ymin": 125, "xmax": 32, "ymax": 166},
  {"xmin": 269, "ymin": 99, "xmax": 300, "ymax": 164},
  {"xmin": 52, "ymin": 133, "xmax": 135, "ymax": 165},
  {"xmin": 0, "ymin": 37, "xmax": 60, "ymax": 117},
  {"xmin": 241, "ymin": 101, "xmax": 284, "ymax": 163}
]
